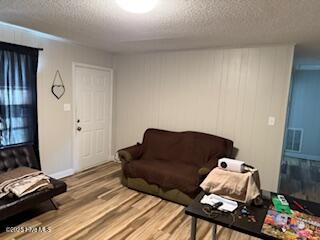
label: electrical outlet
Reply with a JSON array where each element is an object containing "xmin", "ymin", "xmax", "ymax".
[{"xmin": 268, "ymin": 116, "xmax": 276, "ymax": 126}]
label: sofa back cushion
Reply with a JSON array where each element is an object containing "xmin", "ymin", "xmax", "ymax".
[
  {"xmin": 141, "ymin": 129, "xmax": 233, "ymax": 167},
  {"xmin": 0, "ymin": 144, "xmax": 39, "ymax": 173}
]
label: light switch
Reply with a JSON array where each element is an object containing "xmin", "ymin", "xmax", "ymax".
[
  {"xmin": 64, "ymin": 103, "xmax": 71, "ymax": 111},
  {"xmin": 268, "ymin": 116, "xmax": 276, "ymax": 126}
]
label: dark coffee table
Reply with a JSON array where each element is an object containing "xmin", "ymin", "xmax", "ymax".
[{"xmin": 185, "ymin": 191, "xmax": 320, "ymax": 240}]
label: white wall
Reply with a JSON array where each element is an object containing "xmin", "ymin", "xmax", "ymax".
[
  {"xmin": 114, "ymin": 45, "xmax": 294, "ymax": 191},
  {"xmin": 0, "ymin": 23, "xmax": 113, "ymax": 177}
]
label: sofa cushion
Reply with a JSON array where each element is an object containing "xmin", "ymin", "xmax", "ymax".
[
  {"xmin": 123, "ymin": 159, "xmax": 200, "ymax": 196},
  {"xmin": 142, "ymin": 129, "xmax": 233, "ymax": 168},
  {"xmin": 0, "ymin": 145, "xmax": 39, "ymax": 173}
]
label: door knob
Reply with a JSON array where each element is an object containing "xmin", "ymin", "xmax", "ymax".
[{"xmin": 77, "ymin": 126, "xmax": 82, "ymax": 131}]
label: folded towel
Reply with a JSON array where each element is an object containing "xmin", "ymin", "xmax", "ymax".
[{"xmin": 0, "ymin": 167, "xmax": 52, "ymax": 198}]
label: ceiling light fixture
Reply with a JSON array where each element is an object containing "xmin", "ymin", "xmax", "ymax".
[{"xmin": 116, "ymin": 0, "xmax": 158, "ymax": 14}]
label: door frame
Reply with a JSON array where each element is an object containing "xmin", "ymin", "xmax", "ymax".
[
  {"xmin": 277, "ymin": 65, "xmax": 295, "ymax": 192},
  {"xmin": 72, "ymin": 62, "xmax": 113, "ymax": 172}
]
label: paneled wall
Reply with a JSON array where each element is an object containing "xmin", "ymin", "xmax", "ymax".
[
  {"xmin": 114, "ymin": 45, "xmax": 294, "ymax": 191},
  {"xmin": 0, "ymin": 23, "xmax": 112, "ymax": 177}
]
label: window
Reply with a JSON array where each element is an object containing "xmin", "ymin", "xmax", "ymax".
[
  {"xmin": 0, "ymin": 86, "xmax": 35, "ymax": 145},
  {"xmin": 0, "ymin": 41, "xmax": 39, "ymax": 152},
  {"xmin": 285, "ymin": 128, "xmax": 303, "ymax": 152}
]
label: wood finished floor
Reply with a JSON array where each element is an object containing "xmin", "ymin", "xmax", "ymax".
[{"xmin": 1, "ymin": 162, "xmax": 259, "ymax": 240}]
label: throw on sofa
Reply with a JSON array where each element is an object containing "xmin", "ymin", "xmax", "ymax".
[{"xmin": 118, "ymin": 128, "xmax": 233, "ymax": 205}]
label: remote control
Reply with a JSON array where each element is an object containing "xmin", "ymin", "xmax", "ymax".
[{"xmin": 212, "ymin": 202, "xmax": 223, "ymax": 209}]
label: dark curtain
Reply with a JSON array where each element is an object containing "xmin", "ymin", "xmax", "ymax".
[{"xmin": 0, "ymin": 42, "xmax": 40, "ymax": 168}]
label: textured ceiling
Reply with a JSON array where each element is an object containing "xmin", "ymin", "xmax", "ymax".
[{"xmin": 1, "ymin": 0, "xmax": 320, "ymax": 53}]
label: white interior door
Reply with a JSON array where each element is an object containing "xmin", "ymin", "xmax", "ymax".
[{"xmin": 74, "ymin": 63, "xmax": 113, "ymax": 171}]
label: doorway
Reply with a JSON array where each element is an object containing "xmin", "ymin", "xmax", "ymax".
[
  {"xmin": 279, "ymin": 60, "xmax": 320, "ymax": 203},
  {"xmin": 72, "ymin": 63, "xmax": 113, "ymax": 171}
]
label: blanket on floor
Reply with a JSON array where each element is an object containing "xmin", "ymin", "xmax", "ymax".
[{"xmin": 0, "ymin": 167, "xmax": 52, "ymax": 199}]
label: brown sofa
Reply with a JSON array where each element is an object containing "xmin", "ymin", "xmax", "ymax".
[{"xmin": 118, "ymin": 128, "xmax": 233, "ymax": 205}]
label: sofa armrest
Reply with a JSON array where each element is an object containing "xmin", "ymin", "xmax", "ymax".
[{"xmin": 118, "ymin": 144, "xmax": 143, "ymax": 162}]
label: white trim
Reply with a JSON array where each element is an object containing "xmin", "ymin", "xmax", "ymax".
[
  {"xmin": 113, "ymin": 152, "xmax": 120, "ymax": 163},
  {"xmin": 72, "ymin": 62, "xmax": 113, "ymax": 172},
  {"xmin": 72, "ymin": 62, "xmax": 112, "ymax": 72},
  {"xmin": 296, "ymin": 64, "xmax": 320, "ymax": 71},
  {"xmin": 0, "ymin": 21, "xmax": 71, "ymax": 43},
  {"xmin": 284, "ymin": 151, "xmax": 320, "ymax": 161},
  {"xmin": 49, "ymin": 168, "xmax": 74, "ymax": 179},
  {"xmin": 108, "ymin": 155, "xmax": 115, "ymax": 162},
  {"xmin": 109, "ymin": 69, "xmax": 114, "ymax": 167},
  {"xmin": 72, "ymin": 62, "xmax": 79, "ymax": 172},
  {"xmin": 79, "ymin": 159, "xmax": 113, "ymax": 171}
]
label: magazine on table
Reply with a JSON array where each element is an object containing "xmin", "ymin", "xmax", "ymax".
[{"xmin": 262, "ymin": 207, "xmax": 320, "ymax": 239}]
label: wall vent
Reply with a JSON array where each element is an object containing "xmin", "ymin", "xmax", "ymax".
[{"xmin": 285, "ymin": 128, "xmax": 303, "ymax": 152}]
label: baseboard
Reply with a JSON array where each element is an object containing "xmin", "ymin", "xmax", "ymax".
[
  {"xmin": 91, "ymin": 159, "xmax": 113, "ymax": 167},
  {"xmin": 109, "ymin": 154, "xmax": 120, "ymax": 163},
  {"xmin": 112, "ymin": 153, "xmax": 121, "ymax": 163},
  {"xmin": 49, "ymin": 157, "xmax": 117, "ymax": 179},
  {"xmin": 49, "ymin": 168, "xmax": 75, "ymax": 179}
]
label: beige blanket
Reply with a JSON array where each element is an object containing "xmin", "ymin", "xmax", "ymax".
[
  {"xmin": 200, "ymin": 167, "xmax": 261, "ymax": 204},
  {"xmin": 0, "ymin": 167, "xmax": 52, "ymax": 199}
]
